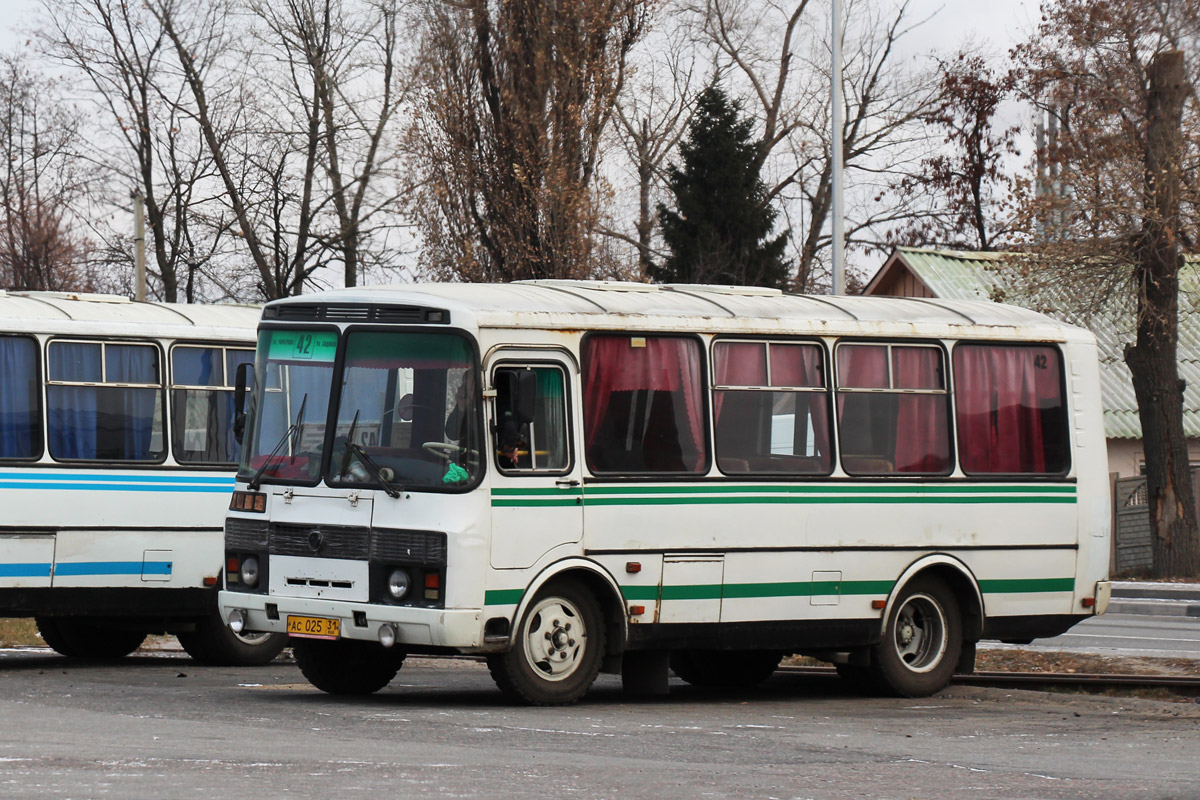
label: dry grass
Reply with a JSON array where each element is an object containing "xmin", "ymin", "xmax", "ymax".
[{"xmin": 0, "ymin": 618, "xmax": 41, "ymax": 647}]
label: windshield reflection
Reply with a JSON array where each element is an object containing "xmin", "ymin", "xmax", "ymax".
[
  {"xmin": 239, "ymin": 329, "xmax": 336, "ymax": 483},
  {"xmin": 328, "ymin": 331, "xmax": 481, "ymax": 490}
]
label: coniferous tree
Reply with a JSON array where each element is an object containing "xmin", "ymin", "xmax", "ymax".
[{"xmin": 652, "ymin": 85, "xmax": 789, "ymax": 288}]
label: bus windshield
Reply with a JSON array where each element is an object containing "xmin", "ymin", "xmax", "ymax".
[
  {"xmin": 328, "ymin": 331, "xmax": 481, "ymax": 491},
  {"xmin": 240, "ymin": 329, "xmax": 337, "ymax": 484}
]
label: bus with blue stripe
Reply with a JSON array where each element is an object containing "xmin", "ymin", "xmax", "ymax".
[
  {"xmin": 218, "ymin": 281, "xmax": 1112, "ymax": 703},
  {"xmin": 0, "ymin": 290, "xmax": 285, "ymax": 664}
]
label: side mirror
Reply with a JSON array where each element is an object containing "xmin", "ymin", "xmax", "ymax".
[
  {"xmin": 233, "ymin": 361, "xmax": 254, "ymax": 444},
  {"xmin": 515, "ymin": 370, "xmax": 537, "ymax": 424}
]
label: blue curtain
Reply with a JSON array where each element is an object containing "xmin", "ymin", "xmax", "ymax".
[
  {"xmin": 48, "ymin": 342, "xmax": 100, "ymax": 460},
  {"xmin": 108, "ymin": 344, "xmax": 159, "ymax": 460},
  {"xmin": 0, "ymin": 336, "xmax": 40, "ymax": 458}
]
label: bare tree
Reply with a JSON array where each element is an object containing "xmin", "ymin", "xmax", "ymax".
[
  {"xmin": 690, "ymin": 0, "xmax": 940, "ymax": 291},
  {"xmin": 412, "ymin": 0, "xmax": 650, "ymax": 282},
  {"xmin": 0, "ymin": 53, "xmax": 98, "ymax": 292},
  {"xmin": 1014, "ymin": 0, "xmax": 1200, "ymax": 577}
]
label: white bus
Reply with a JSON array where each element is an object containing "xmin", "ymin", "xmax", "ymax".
[
  {"xmin": 0, "ymin": 290, "xmax": 285, "ymax": 664},
  {"xmin": 219, "ymin": 281, "xmax": 1112, "ymax": 703}
]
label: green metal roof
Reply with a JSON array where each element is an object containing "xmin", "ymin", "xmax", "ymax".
[{"xmin": 873, "ymin": 247, "xmax": 1200, "ymax": 440}]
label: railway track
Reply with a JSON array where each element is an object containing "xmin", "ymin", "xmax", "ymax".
[{"xmin": 776, "ymin": 665, "xmax": 1200, "ymax": 695}]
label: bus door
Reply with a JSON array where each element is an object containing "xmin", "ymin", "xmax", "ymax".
[{"xmin": 487, "ymin": 354, "xmax": 582, "ymax": 570}]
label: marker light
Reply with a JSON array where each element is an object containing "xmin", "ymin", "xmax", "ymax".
[
  {"xmin": 240, "ymin": 556, "xmax": 260, "ymax": 588},
  {"xmin": 227, "ymin": 608, "xmax": 246, "ymax": 634},
  {"xmin": 387, "ymin": 569, "xmax": 410, "ymax": 599}
]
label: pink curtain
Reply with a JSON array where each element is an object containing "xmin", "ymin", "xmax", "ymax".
[
  {"xmin": 954, "ymin": 345, "xmax": 1063, "ymax": 473},
  {"xmin": 892, "ymin": 348, "xmax": 951, "ymax": 473},
  {"xmin": 583, "ymin": 336, "xmax": 706, "ymax": 471},
  {"xmin": 770, "ymin": 344, "xmax": 830, "ymax": 460},
  {"xmin": 712, "ymin": 342, "xmax": 766, "ymax": 419}
]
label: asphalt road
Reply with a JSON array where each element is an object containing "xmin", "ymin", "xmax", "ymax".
[
  {"xmin": 983, "ymin": 612, "xmax": 1200, "ymax": 659},
  {"xmin": 0, "ymin": 649, "xmax": 1197, "ymax": 799}
]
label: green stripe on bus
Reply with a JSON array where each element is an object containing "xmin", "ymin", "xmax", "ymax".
[
  {"xmin": 582, "ymin": 484, "xmax": 1075, "ymax": 496},
  {"xmin": 484, "ymin": 589, "xmax": 525, "ymax": 605},
  {"xmin": 491, "ymin": 487, "xmax": 584, "ymax": 496},
  {"xmin": 577, "ymin": 495, "xmax": 1075, "ymax": 507},
  {"xmin": 494, "ymin": 577, "xmax": 1074, "ymax": 607},
  {"xmin": 491, "ymin": 499, "xmax": 582, "ymax": 507},
  {"xmin": 978, "ymin": 577, "xmax": 1076, "ymax": 593}
]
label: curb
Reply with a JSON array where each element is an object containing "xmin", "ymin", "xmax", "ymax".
[{"xmin": 1107, "ymin": 598, "xmax": 1200, "ymax": 617}]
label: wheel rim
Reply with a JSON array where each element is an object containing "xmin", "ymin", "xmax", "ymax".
[
  {"xmin": 891, "ymin": 592, "xmax": 948, "ymax": 674},
  {"xmin": 233, "ymin": 630, "xmax": 275, "ymax": 647},
  {"xmin": 521, "ymin": 596, "xmax": 587, "ymax": 682}
]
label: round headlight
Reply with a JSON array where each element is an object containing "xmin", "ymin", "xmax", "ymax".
[
  {"xmin": 227, "ymin": 608, "xmax": 246, "ymax": 633},
  {"xmin": 240, "ymin": 556, "xmax": 260, "ymax": 588},
  {"xmin": 387, "ymin": 568, "xmax": 410, "ymax": 599}
]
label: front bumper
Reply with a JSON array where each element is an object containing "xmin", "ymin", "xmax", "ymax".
[{"xmin": 218, "ymin": 591, "xmax": 485, "ymax": 650}]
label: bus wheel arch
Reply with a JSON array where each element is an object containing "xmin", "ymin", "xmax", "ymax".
[
  {"xmin": 511, "ymin": 560, "xmax": 628, "ymax": 672},
  {"xmin": 869, "ymin": 558, "xmax": 983, "ymax": 696}
]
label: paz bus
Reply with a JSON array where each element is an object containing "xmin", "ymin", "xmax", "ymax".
[
  {"xmin": 218, "ymin": 281, "xmax": 1111, "ymax": 703},
  {"xmin": 0, "ymin": 290, "xmax": 285, "ymax": 664}
]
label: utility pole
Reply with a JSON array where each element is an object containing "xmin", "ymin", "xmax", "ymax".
[
  {"xmin": 132, "ymin": 189, "xmax": 147, "ymax": 302},
  {"xmin": 830, "ymin": 0, "xmax": 845, "ymax": 296}
]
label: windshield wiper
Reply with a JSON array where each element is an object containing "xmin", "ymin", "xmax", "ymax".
[
  {"xmin": 247, "ymin": 393, "xmax": 308, "ymax": 491},
  {"xmin": 347, "ymin": 441, "xmax": 402, "ymax": 498}
]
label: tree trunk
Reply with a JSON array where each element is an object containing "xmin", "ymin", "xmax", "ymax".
[{"xmin": 1124, "ymin": 50, "xmax": 1199, "ymax": 578}]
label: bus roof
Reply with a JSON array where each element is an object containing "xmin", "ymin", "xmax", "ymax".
[
  {"xmin": 0, "ymin": 291, "xmax": 261, "ymax": 340},
  {"xmin": 263, "ymin": 281, "xmax": 1093, "ymax": 342}
]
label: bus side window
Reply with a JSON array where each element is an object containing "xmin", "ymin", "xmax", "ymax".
[
  {"xmin": 953, "ymin": 343, "xmax": 1070, "ymax": 474},
  {"xmin": 0, "ymin": 335, "xmax": 42, "ymax": 460},
  {"xmin": 47, "ymin": 340, "xmax": 165, "ymax": 463},
  {"xmin": 836, "ymin": 342, "xmax": 951, "ymax": 476},
  {"xmin": 493, "ymin": 366, "xmax": 569, "ymax": 473},
  {"xmin": 582, "ymin": 335, "xmax": 708, "ymax": 475},
  {"xmin": 712, "ymin": 340, "xmax": 832, "ymax": 475},
  {"xmin": 171, "ymin": 344, "xmax": 253, "ymax": 465}
]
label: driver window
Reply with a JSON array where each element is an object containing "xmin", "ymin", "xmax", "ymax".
[{"xmin": 493, "ymin": 365, "xmax": 570, "ymax": 473}]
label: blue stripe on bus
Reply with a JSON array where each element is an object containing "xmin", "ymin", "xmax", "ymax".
[
  {"xmin": 0, "ymin": 563, "xmax": 52, "ymax": 578},
  {"xmin": 0, "ymin": 482, "xmax": 233, "ymax": 493},
  {"xmin": 0, "ymin": 473, "xmax": 233, "ymax": 484},
  {"xmin": 54, "ymin": 561, "xmax": 173, "ymax": 576}
]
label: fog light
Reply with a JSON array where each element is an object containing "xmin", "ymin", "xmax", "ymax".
[
  {"xmin": 387, "ymin": 568, "xmax": 410, "ymax": 599},
  {"xmin": 228, "ymin": 608, "xmax": 246, "ymax": 633},
  {"xmin": 378, "ymin": 623, "xmax": 397, "ymax": 648},
  {"xmin": 240, "ymin": 556, "xmax": 260, "ymax": 588}
]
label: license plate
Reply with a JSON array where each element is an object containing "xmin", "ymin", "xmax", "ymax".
[{"xmin": 286, "ymin": 615, "xmax": 340, "ymax": 639}]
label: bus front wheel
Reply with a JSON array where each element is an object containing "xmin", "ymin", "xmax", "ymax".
[
  {"xmin": 35, "ymin": 617, "xmax": 147, "ymax": 659},
  {"xmin": 292, "ymin": 637, "xmax": 406, "ymax": 695},
  {"xmin": 176, "ymin": 613, "xmax": 287, "ymax": 666},
  {"xmin": 869, "ymin": 576, "xmax": 961, "ymax": 697},
  {"xmin": 487, "ymin": 581, "xmax": 605, "ymax": 706}
]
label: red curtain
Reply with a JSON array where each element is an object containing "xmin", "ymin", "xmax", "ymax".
[
  {"xmin": 892, "ymin": 348, "xmax": 950, "ymax": 473},
  {"xmin": 954, "ymin": 345, "xmax": 1062, "ymax": 473},
  {"xmin": 582, "ymin": 336, "xmax": 706, "ymax": 471},
  {"xmin": 712, "ymin": 342, "xmax": 766, "ymax": 419}
]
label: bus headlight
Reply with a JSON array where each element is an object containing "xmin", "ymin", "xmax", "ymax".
[
  {"xmin": 387, "ymin": 568, "xmax": 410, "ymax": 600},
  {"xmin": 227, "ymin": 608, "xmax": 246, "ymax": 633},
  {"xmin": 240, "ymin": 556, "xmax": 260, "ymax": 588}
]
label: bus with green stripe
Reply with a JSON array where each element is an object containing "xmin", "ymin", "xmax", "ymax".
[
  {"xmin": 0, "ymin": 291, "xmax": 285, "ymax": 665},
  {"xmin": 219, "ymin": 281, "xmax": 1112, "ymax": 703}
]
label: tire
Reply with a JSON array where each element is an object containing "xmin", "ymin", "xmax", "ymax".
[
  {"xmin": 487, "ymin": 581, "xmax": 605, "ymax": 706},
  {"xmin": 292, "ymin": 637, "xmax": 406, "ymax": 695},
  {"xmin": 869, "ymin": 576, "xmax": 962, "ymax": 697},
  {"xmin": 176, "ymin": 613, "xmax": 287, "ymax": 666},
  {"xmin": 670, "ymin": 650, "xmax": 782, "ymax": 689},
  {"xmin": 35, "ymin": 617, "xmax": 147, "ymax": 659}
]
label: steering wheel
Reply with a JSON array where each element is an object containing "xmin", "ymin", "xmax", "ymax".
[{"xmin": 422, "ymin": 441, "xmax": 480, "ymax": 465}]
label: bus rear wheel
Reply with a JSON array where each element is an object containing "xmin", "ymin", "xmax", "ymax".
[
  {"xmin": 869, "ymin": 576, "xmax": 961, "ymax": 697},
  {"xmin": 487, "ymin": 581, "xmax": 605, "ymax": 706},
  {"xmin": 35, "ymin": 617, "xmax": 147, "ymax": 659},
  {"xmin": 292, "ymin": 638, "xmax": 406, "ymax": 695},
  {"xmin": 176, "ymin": 613, "xmax": 287, "ymax": 666},
  {"xmin": 670, "ymin": 650, "xmax": 782, "ymax": 689}
]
